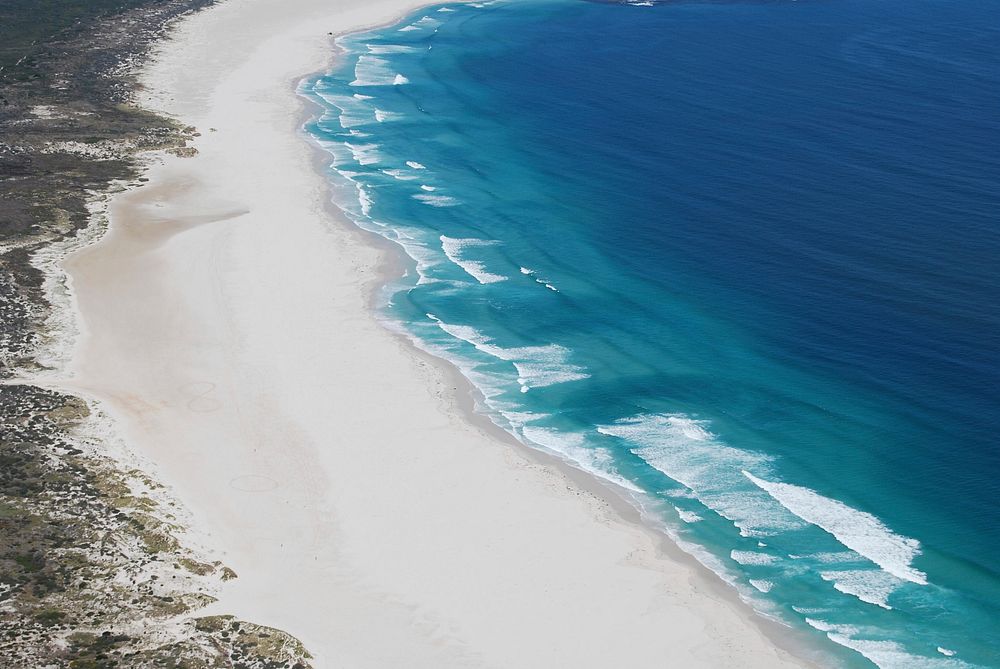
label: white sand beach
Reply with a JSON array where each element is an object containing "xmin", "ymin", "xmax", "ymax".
[{"xmin": 59, "ymin": 0, "xmax": 814, "ymax": 666}]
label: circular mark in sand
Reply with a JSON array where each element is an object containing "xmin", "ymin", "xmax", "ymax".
[
  {"xmin": 179, "ymin": 381, "xmax": 222, "ymax": 413},
  {"xmin": 229, "ymin": 475, "xmax": 279, "ymax": 493}
]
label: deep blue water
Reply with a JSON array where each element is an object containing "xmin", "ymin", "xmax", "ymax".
[{"xmin": 302, "ymin": 0, "xmax": 1000, "ymax": 665}]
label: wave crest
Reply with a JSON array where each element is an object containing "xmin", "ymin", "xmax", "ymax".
[{"xmin": 744, "ymin": 472, "xmax": 926, "ymax": 585}]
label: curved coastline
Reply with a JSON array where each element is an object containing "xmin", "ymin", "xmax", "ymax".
[
  {"xmin": 297, "ymin": 5, "xmax": 839, "ymax": 666},
  {"xmin": 301, "ymin": 3, "xmax": 1000, "ymax": 667},
  {"xmin": 303, "ymin": 92, "xmax": 830, "ymax": 669},
  {"xmin": 57, "ymin": 0, "xmax": 822, "ymax": 666}
]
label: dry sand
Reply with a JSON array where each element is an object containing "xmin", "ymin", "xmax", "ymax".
[{"xmin": 59, "ymin": 0, "xmax": 816, "ymax": 666}]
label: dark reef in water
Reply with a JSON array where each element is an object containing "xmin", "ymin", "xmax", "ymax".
[{"xmin": 0, "ymin": 2, "xmax": 313, "ymax": 666}]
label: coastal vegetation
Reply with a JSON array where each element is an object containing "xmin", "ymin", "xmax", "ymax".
[{"xmin": 0, "ymin": 1, "xmax": 312, "ymax": 666}]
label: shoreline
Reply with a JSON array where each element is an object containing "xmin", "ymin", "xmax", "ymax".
[
  {"xmin": 297, "ymin": 30, "xmax": 832, "ymax": 667},
  {"xmin": 303, "ymin": 94, "xmax": 830, "ymax": 669},
  {"xmin": 56, "ymin": 0, "xmax": 824, "ymax": 666}
]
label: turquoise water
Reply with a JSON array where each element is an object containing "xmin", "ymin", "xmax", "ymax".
[{"xmin": 301, "ymin": 0, "xmax": 1000, "ymax": 666}]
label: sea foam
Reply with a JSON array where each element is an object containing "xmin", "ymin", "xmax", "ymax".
[
  {"xmin": 382, "ymin": 168, "xmax": 419, "ymax": 181},
  {"xmin": 401, "ymin": 16, "xmax": 442, "ymax": 31},
  {"xmin": 819, "ymin": 569, "xmax": 900, "ymax": 609},
  {"xmin": 315, "ymin": 92, "xmax": 375, "ymax": 127},
  {"xmin": 598, "ymin": 414, "xmax": 804, "ymax": 537},
  {"xmin": 350, "ymin": 55, "xmax": 409, "ymax": 86},
  {"xmin": 675, "ymin": 507, "xmax": 702, "ymax": 523},
  {"xmin": 731, "ymin": 550, "xmax": 780, "ymax": 566},
  {"xmin": 805, "ymin": 620, "xmax": 972, "ymax": 669},
  {"xmin": 518, "ymin": 266, "xmax": 559, "ymax": 291},
  {"xmin": 743, "ymin": 472, "xmax": 927, "ymax": 585},
  {"xmin": 381, "ymin": 227, "xmax": 443, "ymax": 284},
  {"xmin": 511, "ymin": 360, "xmax": 589, "ymax": 393},
  {"xmin": 521, "ymin": 426, "xmax": 642, "ymax": 492},
  {"xmin": 427, "ymin": 315, "xmax": 589, "ymax": 392},
  {"xmin": 344, "ymin": 142, "xmax": 381, "ymax": 166},
  {"xmin": 374, "ymin": 109, "xmax": 402, "ymax": 122},
  {"xmin": 414, "ymin": 193, "xmax": 460, "ymax": 207},
  {"xmin": 439, "ymin": 236, "xmax": 506, "ymax": 283},
  {"xmin": 367, "ymin": 43, "xmax": 421, "ymax": 54}
]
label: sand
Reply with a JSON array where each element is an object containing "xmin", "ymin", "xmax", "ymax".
[{"xmin": 59, "ymin": 0, "xmax": 816, "ymax": 666}]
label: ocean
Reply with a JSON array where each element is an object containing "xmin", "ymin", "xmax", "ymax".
[{"xmin": 300, "ymin": 0, "xmax": 1000, "ymax": 665}]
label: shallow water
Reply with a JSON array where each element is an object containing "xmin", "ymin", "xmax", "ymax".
[{"xmin": 302, "ymin": 0, "xmax": 1000, "ymax": 665}]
